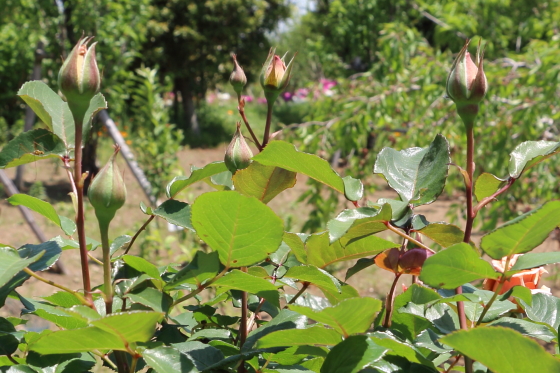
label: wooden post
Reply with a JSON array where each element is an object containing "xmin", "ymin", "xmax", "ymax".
[{"xmin": 98, "ymin": 110, "xmax": 157, "ymax": 206}]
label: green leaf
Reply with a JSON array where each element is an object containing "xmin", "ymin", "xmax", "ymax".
[
  {"xmin": 172, "ymin": 341, "xmax": 226, "ymax": 371},
  {"xmin": 327, "ymin": 205, "xmax": 391, "ymax": 244},
  {"xmin": 0, "ymin": 366, "xmax": 38, "ymax": 372},
  {"xmin": 90, "ymin": 311, "xmax": 162, "ymax": 343},
  {"xmin": 7, "ymin": 194, "xmax": 60, "ymax": 227},
  {"xmin": 153, "ymin": 200, "xmax": 193, "ymax": 231},
  {"xmin": 17, "ymin": 81, "xmax": 74, "ymax": 145},
  {"xmin": 508, "ymin": 140, "xmax": 560, "ymax": 178},
  {"xmin": 191, "ymin": 191, "xmax": 284, "ymax": 267},
  {"xmin": 289, "ymin": 297, "xmax": 381, "ymax": 337},
  {"xmin": 474, "ymin": 173, "xmax": 505, "ymax": 201},
  {"xmin": 306, "ymin": 232, "xmax": 397, "ymax": 269},
  {"xmin": 481, "ymin": 201, "xmax": 560, "ymax": 259},
  {"xmin": 345, "ymin": 258, "xmax": 374, "ymax": 281},
  {"xmin": 441, "ymin": 327, "xmax": 560, "ymax": 373},
  {"xmin": 233, "ymin": 162, "xmax": 296, "ymax": 204},
  {"xmin": 60, "ymin": 216, "xmax": 77, "ymax": 236},
  {"xmin": 166, "ymin": 162, "xmax": 228, "ymax": 198},
  {"xmin": 519, "ymin": 293, "xmax": 560, "ymax": 330},
  {"xmin": 29, "ymin": 327, "xmax": 124, "ymax": 354},
  {"xmin": 510, "ymin": 252, "xmax": 560, "ymax": 271},
  {"xmin": 283, "ymin": 265, "xmax": 341, "ymax": 295},
  {"xmin": 125, "ymin": 287, "xmax": 173, "ymax": 313},
  {"xmin": 242, "ymin": 310, "xmax": 307, "ymax": 352},
  {"xmin": 488, "ymin": 317, "xmax": 556, "ymax": 342},
  {"xmin": 211, "ymin": 270, "xmax": 280, "ymax": 307},
  {"xmin": 0, "ymin": 129, "xmax": 67, "ymax": 169},
  {"xmin": 122, "ymin": 255, "xmax": 162, "ymax": 281},
  {"xmin": 420, "ymin": 243, "xmax": 499, "ymax": 289},
  {"xmin": 373, "ymin": 134, "xmax": 450, "ymax": 206},
  {"xmin": 413, "ymin": 329, "xmax": 452, "ymax": 354},
  {"xmin": 342, "ymin": 176, "xmax": 363, "ymax": 202},
  {"xmin": 370, "ymin": 331, "xmax": 435, "ymax": 367},
  {"xmin": 417, "ymin": 223, "xmax": 465, "ymax": 248},
  {"xmin": 257, "ymin": 325, "xmax": 343, "ymax": 348},
  {"xmin": 252, "ymin": 141, "xmax": 345, "ymax": 194},
  {"xmin": 164, "ymin": 251, "xmax": 220, "ymax": 290},
  {"xmin": 320, "ymin": 335, "xmax": 387, "ymax": 373},
  {"xmin": 499, "ymin": 286, "xmax": 533, "ymax": 306},
  {"xmin": 0, "ymin": 247, "xmax": 43, "ymax": 288},
  {"xmin": 109, "ymin": 235, "xmax": 132, "ymax": 256},
  {"xmin": 81, "ymin": 93, "xmax": 107, "ymax": 143},
  {"xmin": 391, "ymin": 285, "xmax": 440, "ymax": 340},
  {"xmin": 19, "ymin": 296, "xmax": 88, "ymax": 329},
  {"xmin": 42, "ymin": 291, "xmax": 82, "ymax": 308},
  {"xmin": 283, "ymin": 232, "xmax": 307, "ymax": 264},
  {"xmin": 142, "ymin": 346, "xmax": 196, "ymax": 373}
]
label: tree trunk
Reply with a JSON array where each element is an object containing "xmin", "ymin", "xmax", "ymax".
[{"xmin": 177, "ymin": 78, "xmax": 200, "ymax": 136}]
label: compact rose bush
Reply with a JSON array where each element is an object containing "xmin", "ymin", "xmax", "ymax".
[{"xmin": 0, "ymin": 37, "xmax": 559, "ymax": 373}]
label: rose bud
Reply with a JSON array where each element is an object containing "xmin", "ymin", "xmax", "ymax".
[
  {"xmin": 58, "ymin": 36, "xmax": 101, "ymax": 116},
  {"xmin": 446, "ymin": 39, "xmax": 488, "ymax": 124},
  {"xmin": 374, "ymin": 248, "xmax": 401, "ymax": 274},
  {"xmin": 229, "ymin": 54, "xmax": 247, "ymax": 95},
  {"xmin": 260, "ymin": 48, "xmax": 296, "ymax": 102},
  {"xmin": 398, "ymin": 248, "xmax": 434, "ymax": 276},
  {"xmin": 225, "ymin": 122, "xmax": 253, "ymax": 174},
  {"xmin": 88, "ymin": 146, "xmax": 126, "ymax": 226}
]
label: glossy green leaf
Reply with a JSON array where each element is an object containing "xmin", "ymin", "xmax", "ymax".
[
  {"xmin": 342, "ymin": 176, "xmax": 363, "ymax": 202},
  {"xmin": 420, "ymin": 243, "xmax": 499, "ymax": 289},
  {"xmin": 519, "ymin": 293, "xmax": 560, "ymax": 330},
  {"xmin": 153, "ymin": 200, "xmax": 193, "ymax": 231},
  {"xmin": 370, "ymin": 331, "xmax": 435, "ymax": 367},
  {"xmin": 252, "ymin": 141, "xmax": 345, "ymax": 194},
  {"xmin": 481, "ymin": 201, "xmax": 560, "ymax": 259},
  {"xmin": 290, "ymin": 297, "xmax": 381, "ymax": 337},
  {"xmin": 373, "ymin": 134, "xmax": 450, "ymax": 206},
  {"xmin": 509, "ymin": 252, "xmax": 560, "ymax": 272},
  {"xmin": 191, "ymin": 191, "xmax": 284, "ymax": 267},
  {"xmin": 0, "ymin": 129, "xmax": 67, "ymax": 168},
  {"xmin": 109, "ymin": 235, "xmax": 132, "ymax": 256},
  {"xmin": 474, "ymin": 173, "xmax": 505, "ymax": 201},
  {"xmin": 488, "ymin": 317, "xmax": 556, "ymax": 342},
  {"xmin": 29, "ymin": 327, "xmax": 124, "ymax": 354},
  {"xmin": 233, "ymin": 162, "xmax": 296, "ymax": 204},
  {"xmin": 0, "ymin": 247, "xmax": 43, "ymax": 288},
  {"xmin": 60, "ymin": 216, "xmax": 77, "ymax": 236},
  {"xmin": 417, "ymin": 222, "xmax": 464, "ymax": 248},
  {"xmin": 166, "ymin": 162, "xmax": 228, "ymax": 198},
  {"xmin": 321, "ymin": 335, "xmax": 387, "ymax": 373},
  {"xmin": 257, "ymin": 325, "xmax": 343, "ymax": 348},
  {"xmin": 126, "ymin": 287, "xmax": 173, "ymax": 313},
  {"xmin": 122, "ymin": 255, "xmax": 162, "ymax": 281},
  {"xmin": 508, "ymin": 140, "xmax": 560, "ymax": 178},
  {"xmin": 17, "ymin": 81, "xmax": 74, "ymax": 145},
  {"xmin": 345, "ymin": 258, "xmax": 375, "ymax": 280},
  {"xmin": 283, "ymin": 265, "xmax": 341, "ymax": 294},
  {"xmin": 441, "ymin": 327, "xmax": 560, "ymax": 373},
  {"xmin": 143, "ymin": 346, "xmax": 196, "ymax": 373},
  {"xmin": 172, "ymin": 341, "xmax": 226, "ymax": 371},
  {"xmin": 242, "ymin": 310, "xmax": 307, "ymax": 352},
  {"xmin": 7, "ymin": 194, "xmax": 60, "ymax": 227},
  {"xmin": 81, "ymin": 93, "xmax": 107, "ymax": 143},
  {"xmin": 212, "ymin": 270, "xmax": 279, "ymax": 307},
  {"xmin": 19, "ymin": 296, "xmax": 88, "ymax": 329},
  {"xmin": 327, "ymin": 205, "xmax": 391, "ymax": 244},
  {"xmin": 391, "ymin": 285, "xmax": 440, "ymax": 340},
  {"xmin": 208, "ymin": 170, "xmax": 233, "ymax": 190},
  {"xmin": 414, "ymin": 329, "xmax": 452, "ymax": 354},
  {"xmin": 499, "ymin": 286, "xmax": 533, "ymax": 306},
  {"xmin": 90, "ymin": 311, "xmax": 162, "ymax": 342},
  {"xmin": 321, "ymin": 283, "xmax": 360, "ymax": 305},
  {"xmin": 306, "ymin": 232, "xmax": 397, "ymax": 269},
  {"xmin": 283, "ymin": 232, "xmax": 307, "ymax": 264},
  {"xmin": 165, "ymin": 251, "xmax": 220, "ymax": 290},
  {"xmin": 42, "ymin": 291, "xmax": 82, "ymax": 308},
  {"xmin": 0, "ymin": 365, "xmax": 38, "ymax": 372}
]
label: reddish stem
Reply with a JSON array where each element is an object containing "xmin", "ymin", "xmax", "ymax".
[
  {"xmin": 262, "ymin": 102, "xmax": 274, "ymax": 148},
  {"xmin": 383, "ymin": 274, "xmax": 402, "ymax": 328},
  {"xmin": 237, "ymin": 96, "xmax": 262, "ymax": 151}
]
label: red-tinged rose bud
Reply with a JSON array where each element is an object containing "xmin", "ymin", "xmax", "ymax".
[
  {"xmin": 446, "ymin": 39, "xmax": 488, "ymax": 125},
  {"xmin": 225, "ymin": 122, "xmax": 253, "ymax": 173},
  {"xmin": 229, "ymin": 54, "xmax": 247, "ymax": 95},
  {"xmin": 398, "ymin": 248, "xmax": 434, "ymax": 276},
  {"xmin": 260, "ymin": 48, "xmax": 296, "ymax": 103},
  {"xmin": 58, "ymin": 36, "xmax": 101, "ymax": 122},
  {"xmin": 88, "ymin": 146, "xmax": 126, "ymax": 226}
]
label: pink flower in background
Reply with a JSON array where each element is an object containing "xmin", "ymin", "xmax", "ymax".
[
  {"xmin": 257, "ymin": 97, "xmax": 267, "ymax": 104},
  {"xmin": 320, "ymin": 78, "xmax": 337, "ymax": 91},
  {"xmin": 282, "ymin": 92, "xmax": 293, "ymax": 102},
  {"xmin": 241, "ymin": 95, "xmax": 254, "ymax": 103}
]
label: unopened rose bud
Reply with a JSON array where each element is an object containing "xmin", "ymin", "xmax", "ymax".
[
  {"xmin": 260, "ymin": 48, "xmax": 296, "ymax": 103},
  {"xmin": 58, "ymin": 37, "xmax": 100, "ymax": 110},
  {"xmin": 398, "ymin": 248, "xmax": 434, "ymax": 276},
  {"xmin": 88, "ymin": 146, "xmax": 126, "ymax": 226},
  {"xmin": 446, "ymin": 39, "xmax": 487, "ymax": 125},
  {"xmin": 229, "ymin": 54, "xmax": 247, "ymax": 95},
  {"xmin": 225, "ymin": 122, "xmax": 253, "ymax": 173}
]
